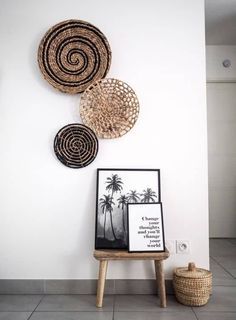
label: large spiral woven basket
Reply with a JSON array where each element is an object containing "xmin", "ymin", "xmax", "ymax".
[
  {"xmin": 173, "ymin": 262, "xmax": 212, "ymax": 306},
  {"xmin": 80, "ymin": 78, "xmax": 140, "ymax": 139},
  {"xmin": 38, "ymin": 19, "xmax": 111, "ymax": 94}
]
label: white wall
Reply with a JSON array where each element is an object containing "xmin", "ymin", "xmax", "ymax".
[
  {"xmin": 206, "ymin": 46, "xmax": 236, "ymax": 237},
  {"xmin": 0, "ymin": 0, "xmax": 208, "ymax": 279}
]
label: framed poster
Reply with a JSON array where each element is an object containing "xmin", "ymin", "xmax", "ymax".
[
  {"xmin": 127, "ymin": 202, "xmax": 165, "ymax": 252},
  {"xmin": 95, "ymin": 168, "xmax": 161, "ymax": 249}
]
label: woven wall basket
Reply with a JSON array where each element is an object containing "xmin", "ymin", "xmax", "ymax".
[
  {"xmin": 54, "ymin": 123, "xmax": 98, "ymax": 168},
  {"xmin": 80, "ymin": 78, "xmax": 140, "ymax": 139},
  {"xmin": 38, "ymin": 20, "xmax": 111, "ymax": 94}
]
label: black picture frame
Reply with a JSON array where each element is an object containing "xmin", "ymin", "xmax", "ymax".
[
  {"xmin": 127, "ymin": 202, "xmax": 165, "ymax": 253},
  {"xmin": 95, "ymin": 168, "xmax": 161, "ymax": 250}
]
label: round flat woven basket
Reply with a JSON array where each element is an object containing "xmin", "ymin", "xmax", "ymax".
[
  {"xmin": 54, "ymin": 123, "xmax": 98, "ymax": 168},
  {"xmin": 173, "ymin": 262, "xmax": 212, "ymax": 306},
  {"xmin": 80, "ymin": 78, "xmax": 140, "ymax": 139},
  {"xmin": 38, "ymin": 19, "xmax": 111, "ymax": 94}
]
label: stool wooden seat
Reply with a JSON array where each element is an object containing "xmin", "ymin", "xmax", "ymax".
[{"xmin": 94, "ymin": 248, "xmax": 170, "ymax": 308}]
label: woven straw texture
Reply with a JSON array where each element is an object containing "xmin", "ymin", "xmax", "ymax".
[
  {"xmin": 54, "ymin": 123, "xmax": 98, "ymax": 168},
  {"xmin": 38, "ymin": 20, "xmax": 111, "ymax": 94},
  {"xmin": 173, "ymin": 262, "xmax": 212, "ymax": 306},
  {"xmin": 80, "ymin": 78, "xmax": 139, "ymax": 139}
]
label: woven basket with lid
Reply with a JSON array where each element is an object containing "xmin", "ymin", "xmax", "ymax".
[{"xmin": 173, "ymin": 262, "xmax": 212, "ymax": 306}]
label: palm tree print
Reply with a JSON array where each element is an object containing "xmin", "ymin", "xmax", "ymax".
[
  {"xmin": 105, "ymin": 174, "xmax": 123, "ymax": 240},
  {"xmin": 117, "ymin": 194, "xmax": 129, "ymax": 233},
  {"xmin": 141, "ymin": 188, "xmax": 157, "ymax": 203},
  {"xmin": 105, "ymin": 174, "xmax": 123, "ymax": 198},
  {"xmin": 127, "ymin": 190, "xmax": 140, "ymax": 203},
  {"xmin": 99, "ymin": 194, "xmax": 116, "ymax": 240}
]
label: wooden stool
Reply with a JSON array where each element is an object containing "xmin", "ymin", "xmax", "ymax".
[{"xmin": 93, "ymin": 248, "xmax": 170, "ymax": 308}]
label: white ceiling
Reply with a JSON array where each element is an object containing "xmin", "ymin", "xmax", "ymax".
[{"xmin": 205, "ymin": 0, "xmax": 236, "ymax": 45}]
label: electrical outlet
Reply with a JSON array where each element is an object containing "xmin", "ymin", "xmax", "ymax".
[
  {"xmin": 165, "ymin": 240, "xmax": 175, "ymax": 254},
  {"xmin": 176, "ymin": 240, "xmax": 190, "ymax": 254}
]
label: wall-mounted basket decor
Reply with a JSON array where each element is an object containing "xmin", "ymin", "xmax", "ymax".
[
  {"xmin": 54, "ymin": 123, "xmax": 98, "ymax": 168},
  {"xmin": 38, "ymin": 20, "xmax": 111, "ymax": 94},
  {"xmin": 80, "ymin": 78, "xmax": 140, "ymax": 138}
]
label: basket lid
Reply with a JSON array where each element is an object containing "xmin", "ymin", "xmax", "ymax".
[{"xmin": 174, "ymin": 262, "xmax": 212, "ymax": 279}]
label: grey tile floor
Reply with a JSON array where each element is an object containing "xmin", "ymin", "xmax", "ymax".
[{"xmin": 0, "ymin": 238, "xmax": 235, "ymax": 320}]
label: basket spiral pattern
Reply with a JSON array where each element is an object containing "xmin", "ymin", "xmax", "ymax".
[
  {"xmin": 38, "ymin": 20, "xmax": 111, "ymax": 94},
  {"xmin": 54, "ymin": 124, "xmax": 98, "ymax": 168},
  {"xmin": 80, "ymin": 78, "xmax": 140, "ymax": 139}
]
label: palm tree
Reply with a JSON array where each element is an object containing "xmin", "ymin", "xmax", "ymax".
[
  {"xmin": 140, "ymin": 188, "xmax": 157, "ymax": 203},
  {"xmin": 127, "ymin": 190, "xmax": 140, "ymax": 203},
  {"xmin": 105, "ymin": 174, "xmax": 123, "ymax": 198},
  {"xmin": 99, "ymin": 194, "xmax": 116, "ymax": 240},
  {"xmin": 105, "ymin": 174, "xmax": 123, "ymax": 240},
  {"xmin": 117, "ymin": 194, "xmax": 129, "ymax": 233}
]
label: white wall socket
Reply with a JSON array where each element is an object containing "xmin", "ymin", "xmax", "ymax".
[{"xmin": 176, "ymin": 240, "xmax": 190, "ymax": 254}]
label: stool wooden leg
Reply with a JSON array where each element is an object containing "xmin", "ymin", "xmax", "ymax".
[
  {"xmin": 96, "ymin": 260, "xmax": 108, "ymax": 308},
  {"xmin": 154, "ymin": 260, "xmax": 166, "ymax": 308}
]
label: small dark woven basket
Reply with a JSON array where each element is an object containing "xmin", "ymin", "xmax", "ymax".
[{"xmin": 54, "ymin": 123, "xmax": 98, "ymax": 168}]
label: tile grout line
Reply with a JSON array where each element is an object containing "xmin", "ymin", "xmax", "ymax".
[
  {"xmin": 191, "ymin": 306, "xmax": 200, "ymax": 320},
  {"xmin": 26, "ymin": 295, "xmax": 45, "ymax": 320},
  {"xmin": 210, "ymin": 255, "xmax": 236, "ymax": 279},
  {"xmin": 112, "ymin": 293, "xmax": 116, "ymax": 320}
]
